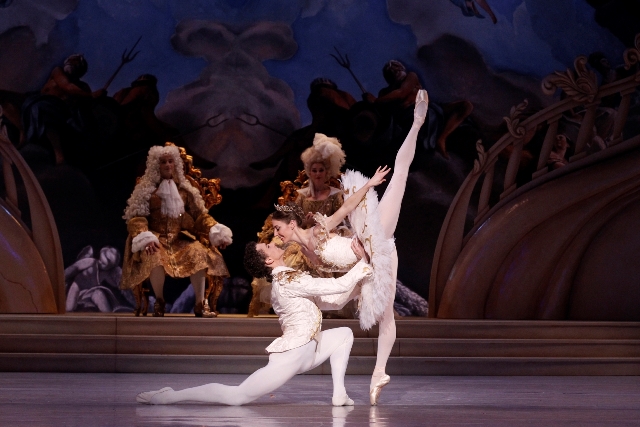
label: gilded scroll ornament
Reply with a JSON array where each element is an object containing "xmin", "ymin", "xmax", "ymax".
[
  {"xmin": 165, "ymin": 142, "xmax": 222, "ymax": 210},
  {"xmin": 623, "ymin": 33, "xmax": 640, "ymax": 73},
  {"xmin": 542, "ymin": 56, "xmax": 598, "ymax": 103},
  {"xmin": 503, "ymin": 99, "xmax": 528, "ymax": 138},
  {"xmin": 277, "ymin": 180, "xmax": 299, "ymax": 205}
]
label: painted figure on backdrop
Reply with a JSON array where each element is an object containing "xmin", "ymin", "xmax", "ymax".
[
  {"xmin": 21, "ymin": 54, "xmax": 107, "ymax": 164},
  {"xmin": 307, "ymin": 78, "xmax": 357, "ymax": 139},
  {"xmin": 136, "ymin": 238, "xmax": 372, "ymax": 407},
  {"xmin": 450, "ymin": 0, "xmax": 498, "ymax": 24},
  {"xmin": 114, "ymin": 74, "xmax": 177, "ymax": 153},
  {"xmin": 65, "ymin": 246, "xmax": 134, "ymax": 313},
  {"xmin": 120, "ymin": 145, "xmax": 232, "ymax": 317},
  {"xmin": 269, "ymin": 89, "xmax": 429, "ymax": 405},
  {"xmin": 364, "ymin": 60, "xmax": 473, "ymax": 158}
]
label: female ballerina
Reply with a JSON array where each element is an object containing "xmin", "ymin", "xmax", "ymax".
[{"xmin": 270, "ymin": 89, "xmax": 429, "ymax": 405}]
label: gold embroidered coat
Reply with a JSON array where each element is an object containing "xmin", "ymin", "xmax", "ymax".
[
  {"xmin": 120, "ymin": 188, "xmax": 229, "ymax": 290},
  {"xmin": 294, "ymin": 186, "xmax": 343, "ymax": 223}
]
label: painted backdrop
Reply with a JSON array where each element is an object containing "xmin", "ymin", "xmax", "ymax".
[{"xmin": 0, "ymin": 0, "xmax": 637, "ymax": 313}]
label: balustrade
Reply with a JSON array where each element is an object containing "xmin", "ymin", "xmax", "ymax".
[{"xmin": 429, "ymin": 37, "xmax": 640, "ymax": 317}]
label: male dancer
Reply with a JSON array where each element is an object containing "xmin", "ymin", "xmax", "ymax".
[{"xmin": 136, "ymin": 239, "xmax": 371, "ymax": 406}]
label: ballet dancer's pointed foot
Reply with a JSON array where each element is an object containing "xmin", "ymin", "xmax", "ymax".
[
  {"xmin": 414, "ymin": 89, "xmax": 429, "ymax": 126},
  {"xmin": 136, "ymin": 387, "xmax": 173, "ymax": 405},
  {"xmin": 369, "ymin": 374, "xmax": 391, "ymax": 406},
  {"xmin": 332, "ymin": 394, "xmax": 355, "ymax": 407}
]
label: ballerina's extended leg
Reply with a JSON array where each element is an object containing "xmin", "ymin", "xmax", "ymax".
[
  {"xmin": 370, "ymin": 90, "xmax": 427, "ymax": 403},
  {"xmin": 378, "ymin": 89, "xmax": 428, "ymax": 239}
]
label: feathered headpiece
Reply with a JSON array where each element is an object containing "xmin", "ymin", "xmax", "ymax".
[{"xmin": 300, "ymin": 133, "xmax": 346, "ymax": 180}]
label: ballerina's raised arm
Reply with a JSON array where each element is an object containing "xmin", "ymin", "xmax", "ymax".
[{"xmin": 320, "ymin": 165, "xmax": 391, "ymax": 232}]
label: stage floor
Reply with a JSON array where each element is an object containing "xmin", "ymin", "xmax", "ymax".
[{"xmin": 1, "ymin": 373, "xmax": 639, "ymax": 426}]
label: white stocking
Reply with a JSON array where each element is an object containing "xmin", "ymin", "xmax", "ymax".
[
  {"xmin": 149, "ymin": 266, "xmax": 165, "ymax": 300},
  {"xmin": 372, "ymin": 95, "xmax": 424, "ymax": 388},
  {"xmin": 146, "ymin": 327, "xmax": 354, "ymax": 406},
  {"xmin": 190, "ymin": 269, "xmax": 206, "ymax": 303},
  {"xmin": 371, "ymin": 249, "xmax": 397, "ymax": 389},
  {"xmin": 378, "ymin": 116, "xmax": 422, "ymax": 240}
]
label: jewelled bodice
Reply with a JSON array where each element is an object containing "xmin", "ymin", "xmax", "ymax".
[{"xmin": 311, "ymin": 213, "xmax": 358, "ymax": 273}]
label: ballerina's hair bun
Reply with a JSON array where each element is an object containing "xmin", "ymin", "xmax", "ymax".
[{"xmin": 272, "ymin": 202, "xmax": 305, "ymax": 226}]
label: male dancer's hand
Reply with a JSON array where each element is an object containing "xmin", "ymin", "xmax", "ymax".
[{"xmin": 351, "ymin": 237, "xmax": 370, "ymax": 263}]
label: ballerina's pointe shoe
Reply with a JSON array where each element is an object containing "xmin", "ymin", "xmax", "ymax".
[
  {"xmin": 414, "ymin": 89, "xmax": 429, "ymax": 126},
  {"xmin": 136, "ymin": 387, "xmax": 173, "ymax": 404},
  {"xmin": 332, "ymin": 394, "xmax": 355, "ymax": 407},
  {"xmin": 369, "ymin": 374, "xmax": 390, "ymax": 406}
]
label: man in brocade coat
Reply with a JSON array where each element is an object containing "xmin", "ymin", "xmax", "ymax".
[{"xmin": 120, "ymin": 145, "xmax": 232, "ymax": 317}]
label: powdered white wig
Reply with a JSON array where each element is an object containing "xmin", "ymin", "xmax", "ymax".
[
  {"xmin": 300, "ymin": 133, "xmax": 346, "ymax": 180},
  {"xmin": 123, "ymin": 145, "xmax": 206, "ymax": 220}
]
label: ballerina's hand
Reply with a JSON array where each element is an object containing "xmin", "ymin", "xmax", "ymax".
[
  {"xmin": 304, "ymin": 211, "xmax": 316, "ymax": 227},
  {"xmin": 368, "ymin": 166, "xmax": 391, "ymax": 188}
]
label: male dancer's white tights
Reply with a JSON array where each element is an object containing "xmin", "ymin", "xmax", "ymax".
[
  {"xmin": 370, "ymin": 94, "xmax": 425, "ymax": 389},
  {"xmin": 145, "ymin": 327, "xmax": 354, "ymax": 405}
]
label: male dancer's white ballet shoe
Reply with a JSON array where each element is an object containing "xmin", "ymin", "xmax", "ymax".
[
  {"xmin": 369, "ymin": 374, "xmax": 390, "ymax": 406},
  {"xmin": 413, "ymin": 89, "xmax": 429, "ymax": 126},
  {"xmin": 136, "ymin": 387, "xmax": 173, "ymax": 404},
  {"xmin": 332, "ymin": 394, "xmax": 355, "ymax": 406}
]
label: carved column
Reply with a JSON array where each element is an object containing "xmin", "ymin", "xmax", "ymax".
[
  {"xmin": 1, "ymin": 152, "xmax": 20, "ymax": 217},
  {"xmin": 571, "ymin": 100, "xmax": 599, "ymax": 161},
  {"xmin": 475, "ymin": 159, "xmax": 497, "ymax": 223},
  {"xmin": 610, "ymin": 88, "xmax": 635, "ymax": 146},
  {"xmin": 501, "ymin": 138, "xmax": 523, "ymax": 199},
  {"xmin": 533, "ymin": 114, "xmax": 562, "ymax": 179}
]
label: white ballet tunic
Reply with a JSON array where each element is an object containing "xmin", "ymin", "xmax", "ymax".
[{"xmin": 266, "ymin": 261, "xmax": 371, "ymax": 354}]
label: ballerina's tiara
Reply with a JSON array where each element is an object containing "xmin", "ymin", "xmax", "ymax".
[{"xmin": 274, "ymin": 204, "xmax": 304, "ymax": 216}]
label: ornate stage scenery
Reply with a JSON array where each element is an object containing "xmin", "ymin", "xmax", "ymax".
[{"xmin": 1, "ymin": 0, "xmax": 639, "ymax": 425}]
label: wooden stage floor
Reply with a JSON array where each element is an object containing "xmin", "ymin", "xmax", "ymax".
[{"xmin": 1, "ymin": 373, "xmax": 639, "ymax": 426}]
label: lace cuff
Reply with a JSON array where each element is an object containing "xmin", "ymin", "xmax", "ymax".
[
  {"xmin": 209, "ymin": 223, "xmax": 233, "ymax": 247},
  {"xmin": 131, "ymin": 231, "xmax": 159, "ymax": 253}
]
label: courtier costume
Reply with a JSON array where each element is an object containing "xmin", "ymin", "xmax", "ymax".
[
  {"xmin": 120, "ymin": 185, "xmax": 229, "ymax": 290},
  {"xmin": 294, "ymin": 186, "xmax": 344, "ymax": 219},
  {"xmin": 120, "ymin": 145, "xmax": 232, "ymax": 307}
]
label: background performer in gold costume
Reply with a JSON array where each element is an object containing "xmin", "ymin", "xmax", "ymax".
[
  {"xmin": 295, "ymin": 133, "xmax": 346, "ymax": 228},
  {"xmin": 120, "ymin": 145, "xmax": 232, "ymax": 317}
]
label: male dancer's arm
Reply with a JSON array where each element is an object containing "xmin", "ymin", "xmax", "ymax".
[
  {"xmin": 281, "ymin": 260, "xmax": 371, "ymax": 299},
  {"xmin": 312, "ymin": 236, "xmax": 369, "ymax": 310},
  {"xmin": 313, "ymin": 286, "xmax": 360, "ymax": 311}
]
